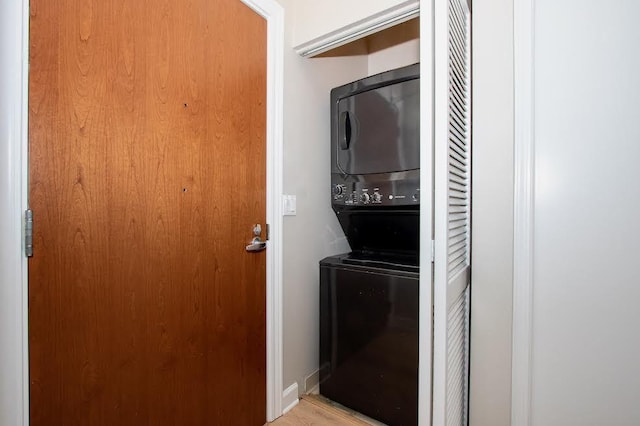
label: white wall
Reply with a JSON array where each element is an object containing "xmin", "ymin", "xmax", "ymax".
[
  {"xmin": 529, "ymin": 1, "xmax": 640, "ymax": 424},
  {"xmin": 277, "ymin": 0, "xmax": 367, "ymax": 394},
  {"xmin": 469, "ymin": 1, "xmax": 514, "ymax": 425},
  {"xmin": 367, "ymin": 18, "xmax": 419, "ymax": 76},
  {"xmin": 0, "ymin": 0, "xmax": 27, "ymax": 425}
]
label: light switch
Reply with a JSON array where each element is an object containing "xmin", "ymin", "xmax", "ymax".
[{"xmin": 282, "ymin": 195, "xmax": 296, "ymax": 216}]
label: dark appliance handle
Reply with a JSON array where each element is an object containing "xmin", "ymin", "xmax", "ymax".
[{"xmin": 339, "ymin": 111, "xmax": 352, "ymax": 150}]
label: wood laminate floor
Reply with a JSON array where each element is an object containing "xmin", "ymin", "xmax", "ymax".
[{"xmin": 269, "ymin": 395, "xmax": 381, "ymax": 426}]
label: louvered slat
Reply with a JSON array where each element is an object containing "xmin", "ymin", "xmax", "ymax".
[
  {"xmin": 449, "ymin": 152, "xmax": 467, "ymax": 170},
  {"xmin": 446, "ymin": 0, "xmax": 470, "ymax": 279},
  {"xmin": 450, "ymin": 171, "xmax": 467, "ymax": 185},
  {"xmin": 449, "ymin": 108, "xmax": 467, "ymax": 132},
  {"xmin": 449, "ymin": 88, "xmax": 468, "ymax": 120},
  {"xmin": 449, "ymin": 59, "xmax": 467, "ymax": 90},
  {"xmin": 446, "ymin": 288, "xmax": 469, "ymax": 425},
  {"xmin": 448, "ymin": 232, "xmax": 467, "ymax": 247},
  {"xmin": 449, "ymin": 85, "xmax": 467, "ymax": 115},
  {"xmin": 449, "ymin": 175, "xmax": 467, "ymax": 188},
  {"xmin": 449, "ymin": 134, "xmax": 467, "ymax": 155},
  {"xmin": 448, "ymin": 111, "xmax": 468, "ymax": 138},
  {"xmin": 449, "ymin": 177, "xmax": 467, "ymax": 189}
]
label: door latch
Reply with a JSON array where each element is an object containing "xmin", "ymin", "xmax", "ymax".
[{"xmin": 246, "ymin": 224, "xmax": 266, "ymax": 252}]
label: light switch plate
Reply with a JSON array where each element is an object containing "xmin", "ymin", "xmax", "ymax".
[{"xmin": 282, "ymin": 195, "xmax": 296, "ymax": 216}]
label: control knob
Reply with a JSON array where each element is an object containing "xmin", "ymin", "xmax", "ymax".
[
  {"xmin": 333, "ymin": 185, "xmax": 344, "ymax": 196},
  {"xmin": 372, "ymin": 192, "xmax": 382, "ymax": 203},
  {"xmin": 360, "ymin": 193, "xmax": 371, "ymax": 204}
]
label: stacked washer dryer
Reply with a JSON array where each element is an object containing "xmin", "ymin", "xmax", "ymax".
[{"xmin": 319, "ymin": 63, "xmax": 420, "ymax": 426}]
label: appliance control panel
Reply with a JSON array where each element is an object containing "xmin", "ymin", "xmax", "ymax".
[{"xmin": 332, "ymin": 180, "xmax": 420, "ymax": 207}]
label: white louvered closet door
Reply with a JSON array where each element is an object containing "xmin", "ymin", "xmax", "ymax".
[{"xmin": 432, "ymin": 0, "xmax": 471, "ymax": 425}]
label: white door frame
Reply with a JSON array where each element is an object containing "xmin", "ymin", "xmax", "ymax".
[{"xmin": 0, "ymin": 0, "xmax": 285, "ymax": 423}]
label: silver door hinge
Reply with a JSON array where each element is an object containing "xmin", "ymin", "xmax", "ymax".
[
  {"xmin": 431, "ymin": 239, "xmax": 435, "ymax": 263},
  {"xmin": 25, "ymin": 209, "xmax": 33, "ymax": 258}
]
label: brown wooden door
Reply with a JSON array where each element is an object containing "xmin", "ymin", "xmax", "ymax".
[{"xmin": 28, "ymin": 0, "xmax": 267, "ymax": 424}]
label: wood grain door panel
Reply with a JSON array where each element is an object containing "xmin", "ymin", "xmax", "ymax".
[{"xmin": 28, "ymin": 0, "xmax": 267, "ymax": 424}]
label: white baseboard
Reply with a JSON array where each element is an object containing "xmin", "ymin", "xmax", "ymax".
[
  {"xmin": 304, "ymin": 369, "xmax": 320, "ymax": 394},
  {"xmin": 281, "ymin": 382, "xmax": 299, "ymax": 414}
]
